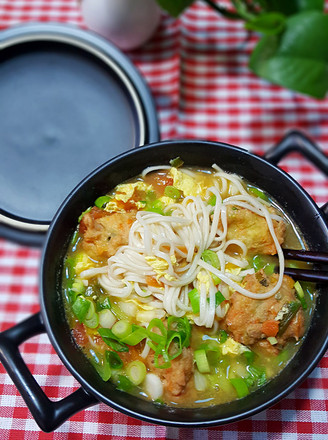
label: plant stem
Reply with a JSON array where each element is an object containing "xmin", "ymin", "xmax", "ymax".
[{"xmin": 202, "ymin": 0, "xmax": 242, "ymax": 19}]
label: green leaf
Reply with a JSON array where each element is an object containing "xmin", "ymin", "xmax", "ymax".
[
  {"xmin": 249, "ymin": 11, "xmax": 328, "ymax": 98},
  {"xmin": 245, "ymin": 12, "xmax": 286, "ymax": 35},
  {"xmin": 231, "ymin": 0, "xmax": 256, "ymax": 20},
  {"xmin": 156, "ymin": 0, "xmax": 195, "ymax": 17},
  {"xmin": 266, "ymin": 0, "xmax": 324, "ymax": 15}
]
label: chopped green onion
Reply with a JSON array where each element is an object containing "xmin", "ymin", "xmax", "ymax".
[
  {"xmin": 78, "ymin": 207, "xmax": 92, "ymax": 222},
  {"xmin": 294, "ymin": 281, "xmax": 307, "ymax": 310},
  {"xmin": 65, "ymin": 287, "xmax": 78, "ymax": 304},
  {"xmin": 85, "ymin": 300, "xmax": 96, "ymax": 320},
  {"xmin": 145, "ymin": 318, "xmax": 191, "ymax": 369},
  {"xmin": 98, "ymin": 328, "xmax": 129, "ymax": 352},
  {"xmin": 243, "ymin": 350, "xmax": 255, "ymax": 364},
  {"xmin": 248, "ymin": 185, "xmax": 269, "ymax": 201},
  {"xmin": 152, "ymin": 344, "xmax": 171, "ymax": 369},
  {"xmin": 70, "ymin": 229, "xmax": 80, "ymax": 247},
  {"xmin": 276, "ymin": 349, "xmax": 289, "ymax": 366},
  {"xmin": 277, "ymin": 301, "xmax": 301, "ymax": 337},
  {"xmin": 83, "ymin": 300, "xmax": 99, "ymax": 328},
  {"xmin": 167, "ymin": 316, "xmax": 191, "ymax": 348},
  {"xmin": 201, "ymin": 250, "xmax": 220, "ymax": 269},
  {"xmin": 169, "ymin": 157, "xmax": 184, "ymax": 168},
  {"xmin": 198, "ymin": 341, "xmax": 220, "ymax": 366},
  {"xmin": 95, "ymin": 195, "xmax": 111, "ymax": 208},
  {"xmin": 121, "ymin": 325, "xmax": 148, "ymax": 345},
  {"xmin": 164, "ymin": 186, "xmax": 181, "ymax": 199},
  {"xmin": 211, "ymin": 274, "xmax": 221, "ymax": 285},
  {"xmin": 230, "ymin": 378, "xmax": 249, "ymax": 398},
  {"xmin": 218, "ymin": 329, "xmax": 229, "ymax": 344},
  {"xmin": 72, "ymin": 279, "xmax": 85, "ymax": 295},
  {"xmin": 96, "ymin": 296, "xmax": 112, "ymax": 311},
  {"xmin": 267, "ymin": 336, "xmax": 278, "ymax": 345},
  {"xmin": 252, "ymin": 254, "xmax": 266, "ymax": 271},
  {"xmin": 215, "ymin": 290, "xmax": 226, "ymax": 307},
  {"xmin": 194, "ymin": 370, "xmax": 208, "ymax": 391},
  {"xmin": 252, "ymin": 254, "xmax": 276, "ymax": 276},
  {"xmin": 188, "ymin": 288, "xmax": 200, "ymax": 314},
  {"xmin": 126, "ymin": 360, "xmax": 146, "ymax": 385},
  {"xmin": 147, "ymin": 318, "xmax": 167, "ymax": 345},
  {"xmin": 194, "ymin": 349, "xmax": 210, "ymax": 373},
  {"xmin": 64, "ymin": 257, "xmax": 75, "ymax": 280},
  {"xmin": 165, "ymin": 331, "xmax": 182, "ymax": 361},
  {"xmin": 110, "ymin": 302, "xmax": 129, "ymax": 321},
  {"xmin": 208, "ymin": 194, "xmax": 217, "ymax": 206},
  {"xmin": 245, "ymin": 365, "xmax": 267, "ymax": 388},
  {"xmin": 146, "ymin": 199, "xmax": 165, "ymax": 215},
  {"xmin": 72, "ymin": 296, "xmax": 90, "ymax": 323},
  {"xmin": 116, "ymin": 375, "xmax": 134, "ymax": 392},
  {"xmin": 106, "ymin": 351, "xmax": 123, "ymax": 370},
  {"xmin": 89, "ymin": 349, "xmax": 111, "ymax": 381},
  {"xmin": 84, "ymin": 313, "xmax": 99, "ymax": 329},
  {"xmin": 98, "ymin": 309, "xmax": 116, "ymax": 329},
  {"xmin": 112, "ymin": 320, "xmax": 133, "ymax": 339},
  {"xmin": 264, "ymin": 263, "xmax": 275, "ymax": 275}
]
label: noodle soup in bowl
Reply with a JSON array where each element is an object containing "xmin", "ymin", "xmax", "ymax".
[
  {"xmin": 3, "ymin": 136, "xmax": 328, "ymax": 431},
  {"xmin": 62, "ymin": 159, "xmax": 307, "ymax": 407}
]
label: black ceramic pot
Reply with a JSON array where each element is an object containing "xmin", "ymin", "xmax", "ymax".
[{"xmin": 0, "ymin": 131, "xmax": 328, "ymax": 432}]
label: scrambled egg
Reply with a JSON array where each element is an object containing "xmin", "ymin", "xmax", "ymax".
[
  {"xmin": 220, "ymin": 337, "xmax": 250, "ymax": 356},
  {"xmin": 74, "ymin": 253, "xmax": 95, "ymax": 274},
  {"xmin": 104, "ymin": 200, "xmax": 125, "ymax": 213},
  {"xmin": 145, "ymin": 256, "xmax": 177, "ymax": 281},
  {"xmin": 104, "ymin": 181, "xmax": 152, "ymax": 212},
  {"xmin": 169, "ymin": 167, "xmax": 204, "ymax": 197},
  {"xmin": 196, "ymin": 270, "xmax": 211, "ymax": 290},
  {"xmin": 225, "ymin": 263, "xmax": 241, "ymax": 277},
  {"xmin": 159, "ymin": 196, "xmax": 174, "ymax": 207},
  {"xmin": 114, "ymin": 182, "xmax": 152, "ymax": 203}
]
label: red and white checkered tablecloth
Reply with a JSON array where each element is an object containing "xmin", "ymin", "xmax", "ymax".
[{"xmin": 1, "ymin": 0, "xmax": 328, "ymax": 439}]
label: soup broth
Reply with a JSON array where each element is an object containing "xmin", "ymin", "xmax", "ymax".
[{"xmin": 62, "ymin": 162, "xmax": 315, "ymax": 407}]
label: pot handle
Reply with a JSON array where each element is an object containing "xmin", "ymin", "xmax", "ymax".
[
  {"xmin": 264, "ymin": 130, "xmax": 328, "ymax": 176},
  {"xmin": 264, "ymin": 130, "xmax": 328, "ymax": 219},
  {"xmin": 0, "ymin": 312, "xmax": 98, "ymax": 432}
]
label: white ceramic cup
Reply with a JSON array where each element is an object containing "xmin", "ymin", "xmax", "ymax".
[{"xmin": 80, "ymin": 0, "xmax": 162, "ymax": 50}]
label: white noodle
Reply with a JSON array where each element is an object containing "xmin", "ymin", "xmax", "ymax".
[{"xmin": 80, "ymin": 165, "xmax": 286, "ymax": 327}]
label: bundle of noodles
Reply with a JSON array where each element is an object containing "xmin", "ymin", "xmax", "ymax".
[{"xmin": 79, "ymin": 165, "xmax": 285, "ymax": 328}]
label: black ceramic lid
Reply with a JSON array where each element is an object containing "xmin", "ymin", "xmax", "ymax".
[{"xmin": 0, "ymin": 23, "xmax": 159, "ymax": 246}]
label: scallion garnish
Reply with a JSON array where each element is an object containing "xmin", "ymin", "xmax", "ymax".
[
  {"xmin": 188, "ymin": 288, "xmax": 200, "ymax": 314},
  {"xmin": 111, "ymin": 320, "xmax": 133, "ymax": 339},
  {"xmin": 247, "ymin": 185, "xmax": 269, "ymax": 201},
  {"xmin": 98, "ymin": 328, "xmax": 129, "ymax": 352},
  {"xmin": 208, "ymin": 194, "xmax": 217, "ymax": 206},
  {"xmin": 169, "ymin": 157, "xmax": 184, "ymax": 168},
  {"xmin": 126, "ymin": 360, "xmax": 146, "ymax": 385},
  {"xmin": 194, "ymin": 349, "xmax": 210, "ymax": 373},
  {"xmin": 294, "ymin": 281, "xmax": 307, "ymax": 310},
  {"xmin": 95, "ymin": 195, "xmax": 111, "ymax": 209},
  {"xmin": 201, "ymin": 249, "xmax": 220, "ymax": 269},
  {"xmin": 230, "ymin": 378, "xmax": 249, "ymax": 398},
  {"xmin": 164, "ymin": 186, "xmax": 181, "ymax": 199},
  {"xmin": 215, "ymin": 290, "xmax": 226, "ymax": 307},
  {"xmin": 277, "ymin": 301, "xmax": 301, "ymax": 336},
  {"xmin": 72, "ymin": 296, "xmax": 91, "ymax": 323}
]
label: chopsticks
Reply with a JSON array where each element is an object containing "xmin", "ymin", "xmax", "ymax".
[{"xmin": 282, "ymin": 249, "xmax": 328, "ymax": 283}]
